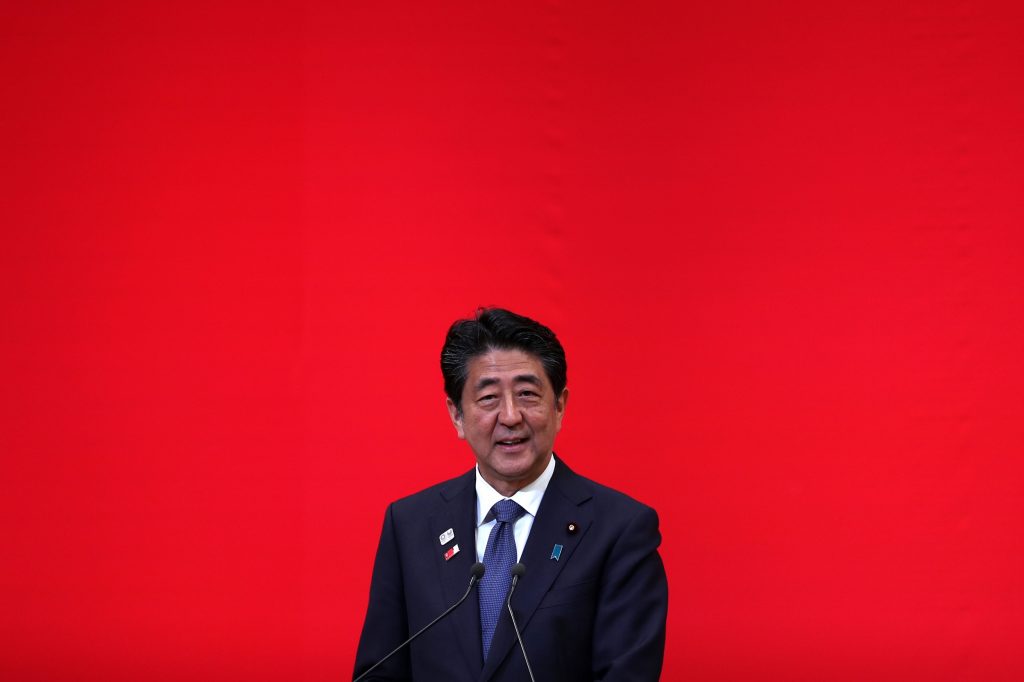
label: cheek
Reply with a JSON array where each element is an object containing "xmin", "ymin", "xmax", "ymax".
[
  {"xmin": 466, "ymin": 416, "xmax": 493, "ymax": 439},
  {"xmin": 528, "ymin": 411, "xmax": 559, "ymax": 433}
]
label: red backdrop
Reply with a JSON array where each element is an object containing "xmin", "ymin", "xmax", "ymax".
[{"xmin": 3, "ymin": 2, "xmax": 1023, "ymax": 680}]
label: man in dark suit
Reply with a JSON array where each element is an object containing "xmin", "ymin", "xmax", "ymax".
[{"xmin": 354, "ymin": 308, "xmax": 668, "ymax": 681}]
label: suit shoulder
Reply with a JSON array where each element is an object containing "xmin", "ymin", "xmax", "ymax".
[
  {"xmin": 556, "ymin": 459, "xmax": 659, "ymax": 517},
  {"xmin": 586, "ymin": 477, "xmax": 658, "ymax": 515},
  {"xmin": 386, "ymin": 468, "xmax": 475, "ymax": 515}
]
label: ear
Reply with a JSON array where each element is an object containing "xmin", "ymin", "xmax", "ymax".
[
  {"xmin": 446, "ymin": 397, "xmax": 466, "ymax": 439},
  {"xmin": 554, "ymin": 387, "xmax": 568, "ymax": 431}
]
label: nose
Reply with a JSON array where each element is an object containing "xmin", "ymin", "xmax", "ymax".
[{"xmin": 498, "ymin": 394, "xmax": 523, "ymax": 426}]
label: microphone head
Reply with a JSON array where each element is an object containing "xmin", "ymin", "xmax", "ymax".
[
  {"xmin": 470, "ymin": 562, "xmax": 486, "ymax": 580},
  {"xmin": 511, "ymin": 563, "xmax": 526, "ymax": 578}
]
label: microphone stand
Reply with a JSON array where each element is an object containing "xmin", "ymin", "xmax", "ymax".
[
  {"xmin": 506, "ymin": 563, "xmax": 537, "ymax": 682},
  {"xmin": 354, "ymin": 563, "xmax": 485, "ymax": 682}
]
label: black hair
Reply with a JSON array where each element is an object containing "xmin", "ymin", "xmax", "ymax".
[{"xmin": 441, "ymin": 307, "xmax": 567, "ymax": 412}]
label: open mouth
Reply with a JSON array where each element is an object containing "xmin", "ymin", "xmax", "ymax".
[{"xmin": 496, "ymin": 438, "xmax": 528, "ymax": 447}]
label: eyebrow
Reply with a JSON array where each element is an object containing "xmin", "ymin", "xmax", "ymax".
[{"xmin": 473, "ymin": 374, "xmax": 543, "ymax": 392}]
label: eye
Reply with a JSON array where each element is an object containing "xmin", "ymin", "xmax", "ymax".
[{"xmin": 478, "ymin": 394, "xmax": 498, "ymax": 405}]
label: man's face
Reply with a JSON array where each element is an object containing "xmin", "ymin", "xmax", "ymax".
[{"xmin": 447, "ymin": 348, "xmax": 568, "ymax": 496}]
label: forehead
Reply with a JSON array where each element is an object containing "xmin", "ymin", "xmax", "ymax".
[{"xmin": 465, "ymin": 349, "xmax": 550, "ymax": 387}]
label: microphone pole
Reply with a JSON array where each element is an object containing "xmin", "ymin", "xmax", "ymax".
[
  {"xmin": 506, "ymin": 563, "xmax": 536, "ymax": 682},
  {"xmin": 354, "ymin": 562, "xmax": 486, "ymax": 682}
]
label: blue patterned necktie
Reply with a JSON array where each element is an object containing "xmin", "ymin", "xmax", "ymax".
[{"xmin": 479, "ymin": 498, "xmax": 526, "ymax": 660}]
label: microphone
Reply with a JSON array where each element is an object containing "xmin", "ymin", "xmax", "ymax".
[
  {"xmin": 506, "ymin": 562, "xmax": 536, "ymax": 682},
  {"xmin": 354, "ymin": 562, "xmax": 486, "ymax": 682}
]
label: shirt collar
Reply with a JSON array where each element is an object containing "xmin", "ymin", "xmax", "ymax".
[{"xmin": 475, "ymin": 454, "xmax": 556, "ymax": 527}]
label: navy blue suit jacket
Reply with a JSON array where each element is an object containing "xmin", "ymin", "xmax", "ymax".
[{"xmin": 353, "ymin": 457, "xmax": 668, "ymax": 681}]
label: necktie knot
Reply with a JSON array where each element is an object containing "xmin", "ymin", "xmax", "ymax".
[{"xmin": 490, "ymin": 498, "xmax": 526, "ymax": 524}]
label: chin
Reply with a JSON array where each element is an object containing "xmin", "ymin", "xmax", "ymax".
[{"xmin": 495, "ymin": 456, "xmax": 541, "ymax": 479}]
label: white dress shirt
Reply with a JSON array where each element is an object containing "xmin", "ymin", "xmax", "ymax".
[{"xmin": 474, "ymin": 455, "xmax": 556, "ymax": 562}]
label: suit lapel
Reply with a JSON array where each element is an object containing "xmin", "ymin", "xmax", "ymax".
[
  {"xmin": 479, "ymin": 458, "xmax": 593, "ymax": 682},
  {"xmin": 431, "ymin": 470, "xmax": 484, "ymax": 678}
]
